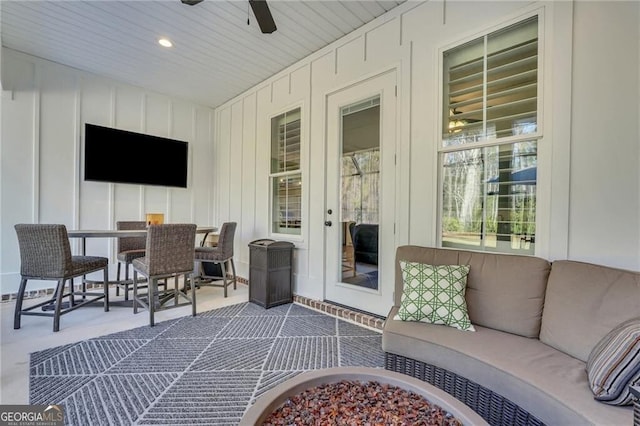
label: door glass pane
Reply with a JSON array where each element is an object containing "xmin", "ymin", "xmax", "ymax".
[{"xmin": 339, "ymin": 98, "xmax": 380, "ymax": 288}]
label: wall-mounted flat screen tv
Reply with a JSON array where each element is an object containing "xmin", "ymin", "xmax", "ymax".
[{"xmin": 84, "ymin": 123, "xmax": 189, "ymax": 188}]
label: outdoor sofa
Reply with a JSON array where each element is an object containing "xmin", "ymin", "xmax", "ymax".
[{"xmin": 382, "ymin": 245, "xmax": 640, "ymax": 425}]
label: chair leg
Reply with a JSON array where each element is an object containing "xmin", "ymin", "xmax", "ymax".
[
  {"xmin": 189, "ymin": 274, "xmax": 196, "ymax": 317},
  {"xmin": 220, "ymin": 262, "xmax": 228, "ymax": 298},
  {"xmin": 230, "ymin": 258, "xmax": 237, "ymax": 290},
  {"xmin": 174, "ymin": 275, "xmax": 179, "ymax": 306},
  {"xmin": 14, "ymin": 277, "xmax": 28, "ymax": 329},
  {"xmin": 81, "ymin": 276, "xmax": 87, "ymax": 300},
  {"xmin": 123, "ymin": 263, "xmax": 131, "ymax": 301},
  {"xmin": 53, "ymin": 278, "xmax": 66, "ymax": 332},
  {"xmin": 103, "ymin": 267, "xmax": 109, "ymax": 312},
  {"xmin": 68, "ymin": 278, "xmax": 76, "ymax": 306},
  {"xmin": 116, "ymin": 262, "xmax": 121, "ymax": 296},
  {"xmin": 149, "ymin": 278, "xmax": 156, "ymax": 327},
  {"xmin": 194, "ymin": 263, "xmax": 202, "ymax": 289},
  {"xmin": 133, "ymin": 271, "xmax": 139, "ymax": 315}
]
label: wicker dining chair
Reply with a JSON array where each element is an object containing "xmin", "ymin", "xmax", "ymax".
[
  {"xmin": 14, "ymin": 224, "xmax": 109, "ymax": 332},
  {"xmin": 115, "ymin": 221, "xmax": 166, "ymax": 300},
  {"xmin": 131, "ymin": 223, "xmax": 197, "ymax": 326},
  {"xmin": 194, "ymin": 221, "xmax": 237, "ymax": 297},
  {"xmin": 115, "ymin": 221, "xmax": 146, "ymax": 300}
]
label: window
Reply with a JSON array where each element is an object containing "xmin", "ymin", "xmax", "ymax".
[
  {"xmin": 271, "ymin": 108, "xmax": 302, "ymax": 235},
  {"xmin": 440, "ymin": 16, "xmax": 539, "ymax": 254}
]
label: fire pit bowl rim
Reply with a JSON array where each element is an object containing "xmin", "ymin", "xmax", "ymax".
[{"xmin": 240, "ymin": 366, "xmax": 489, "ymax": 425}]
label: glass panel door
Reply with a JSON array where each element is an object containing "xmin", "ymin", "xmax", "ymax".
[{"xmin": 324, "ymin": 71, "xmax": 396, "ymax": 317}]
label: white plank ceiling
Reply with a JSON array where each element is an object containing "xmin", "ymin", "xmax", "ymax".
[{"xmin": 1, "ymin": 0, "xmax": 407, "ymax": 108}]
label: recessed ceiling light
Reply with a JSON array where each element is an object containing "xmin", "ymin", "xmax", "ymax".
[{"xmin": 158, "ymin": 38, "xmax": 173, "ymax": 48}]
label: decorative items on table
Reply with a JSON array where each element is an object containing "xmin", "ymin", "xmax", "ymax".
[{"xmin": 145, "ymin": 213, "xmax": 164, "ymax": 226}]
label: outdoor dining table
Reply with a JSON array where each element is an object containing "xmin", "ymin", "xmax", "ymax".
[
  {"xmin": 67, "ymin": 226, "xmax": 217, "ymax": 254},
  {"xmin": 65, "ymin": 226, "xmax": 217, "ymax": 307}
]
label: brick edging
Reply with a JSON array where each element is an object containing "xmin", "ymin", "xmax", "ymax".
[{"xmin": 292, "ymin": 295, "xmax": 385, "ymax": 331}]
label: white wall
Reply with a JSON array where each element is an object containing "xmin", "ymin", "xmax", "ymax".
[
  {"xmin": 212, "ymin": 0, "xmax": 639, "ymax": 305},
  {"xmin": 0, "ymin": 48, "xmax": 216, "ymax": 294},
  {"xmin": 569, "ymin": 1, "xmax": 640, "ymax": 269}
]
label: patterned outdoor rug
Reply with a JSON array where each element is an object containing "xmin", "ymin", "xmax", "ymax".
[{"xmin": 29, "ymin": 302, "xmax": 384, "ymax": 425}]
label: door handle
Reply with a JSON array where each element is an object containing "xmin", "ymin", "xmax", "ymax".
[{"xmin": 324, "ymin": 221, "xmax": 332, "ymax": 226}]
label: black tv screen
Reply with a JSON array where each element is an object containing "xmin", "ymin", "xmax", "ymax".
[{"xmin": 84, "ymin": 123, "xmax": 188, "ymax": 188}]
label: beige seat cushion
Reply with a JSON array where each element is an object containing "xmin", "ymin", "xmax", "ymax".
[
  {"xmin": 540, "ymin": 260, "xmax": 640, "ymax": 362},
  {"xmin": 383, "ymin": 306, "xmax": 632, "ymax": 426}
]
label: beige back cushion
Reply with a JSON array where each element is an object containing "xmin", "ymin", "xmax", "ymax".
[
  {"xmin": 540, "ymin": 260, "xmax": 640, "ymax": 362},
  {"xmin": 395, "ymin": 246, "xmax": 550, "ymax": 338}
]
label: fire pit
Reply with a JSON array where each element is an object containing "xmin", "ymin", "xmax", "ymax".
[{"xmin": 241, "ymin": 367, "xmax": 488, "ymax": 425}]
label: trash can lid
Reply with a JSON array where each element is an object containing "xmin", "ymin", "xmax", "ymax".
[
  {"xmin": 249, "ymin": 239, "xmax": 294, "ymax": 248},
  {"xmin": 249, "ymin": 239, "xmax": 274, "ymax": 246},
  {"xmin": 270, "ymin": 241, "xmax": 295, "ymax": 248}
]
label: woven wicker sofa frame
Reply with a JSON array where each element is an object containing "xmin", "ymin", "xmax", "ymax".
[{"xmin": 385, "ymin": 352, "xmax": 543, "ymax": 426}]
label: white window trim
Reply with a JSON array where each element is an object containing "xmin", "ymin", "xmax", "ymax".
[
  {"xmin": 431, "ymin": 1, "xmax": 573, "ymax": 260},
  {"xmin": 436, "ymin": 8, "xmax": 546, "ymax": 256}
]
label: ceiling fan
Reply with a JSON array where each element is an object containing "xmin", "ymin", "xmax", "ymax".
[{"xmin": 181, "ymin": 0, "xmax": 277, "ymax": 34}]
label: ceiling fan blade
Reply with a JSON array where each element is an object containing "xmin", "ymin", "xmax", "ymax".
[{"xmin": 249, "ymin": 0, "xmax": 277, "ymax": 34}]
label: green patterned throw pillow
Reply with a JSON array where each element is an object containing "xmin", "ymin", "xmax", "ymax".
[{"xmin": 393, "ymin": 261, "xmax": 474, "ymax": 332}]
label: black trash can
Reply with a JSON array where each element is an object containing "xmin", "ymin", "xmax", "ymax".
[{"xmin": 249, "ymin": 239, "xmax": 294, "ymax": 309}]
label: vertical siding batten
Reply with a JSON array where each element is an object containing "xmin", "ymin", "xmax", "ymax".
[
  {"xmin": 32, "ymin": 67, "xmax": 40, "ymax": 225},
  {"xmin": 73, "ymin": 83, "xmax": 81, "ymax": 232}
]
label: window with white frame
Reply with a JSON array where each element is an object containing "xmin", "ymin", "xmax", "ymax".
[
  {"xmin": 271, "ymin": 108, "xmax": 302, "ymax": 235},
  {"xmin": 440, "ymin": 16, "xmax": 539, "ymax": 254}
]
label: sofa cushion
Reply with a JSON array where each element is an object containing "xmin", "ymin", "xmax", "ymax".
[
  {"xmin": 540, "ymin": 260, "xmax": 640, "ymax": 362},
  {"xmin": 587, "ymin": 317, "xmax": 640, "ymax": 405},
  {"xmin": 382, "ymin": 306, "xmax": 632, "ymax": 425},
  {"xmin": 394, "ymin": 262, "xmax": 474, "ymax": 331},
  {"xmin": 395, "ymin": 246, "xmax": 550, "ymax": 338}
]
